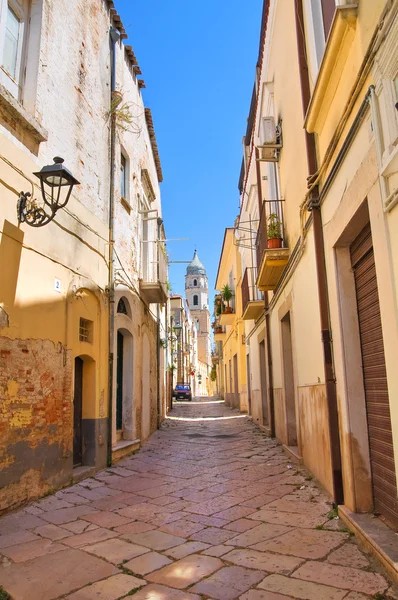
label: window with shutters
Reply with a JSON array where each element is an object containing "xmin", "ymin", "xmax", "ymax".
[
  {"xmin": 193, "ymin": 295, "xmax": 198, "ymax": 306},
  {"xmin": 0, "ymin": 0, "xmax": 29, "ymax": 98}
]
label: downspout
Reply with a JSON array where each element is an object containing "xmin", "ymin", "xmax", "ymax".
[
  {"xmin": 294, "ymin": 0, "xmax": 343, "ymax": 505},
  {"xmin": 107, "ymin": 26, "xmax": 121, "ymax": 466},
  {"xmin": 156, "ymin": 218, "xmax": 163, "ymax": 428},
  {"xmin": 255, "ymin": 147, "xmax": 275, "ymax": 436}
]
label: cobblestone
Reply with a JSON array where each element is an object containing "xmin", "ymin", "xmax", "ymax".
[{"xmin": 0, "ymin": 398, "xmax": 396, "ymax": 599}]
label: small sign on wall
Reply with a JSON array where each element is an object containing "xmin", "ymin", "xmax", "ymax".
[{"xmin": 54, "ymin": 278, "xmax": 61, "ymax": 293}]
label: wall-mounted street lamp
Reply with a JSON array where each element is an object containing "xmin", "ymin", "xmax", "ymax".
[{"xmin": 17, "ymin": 157, "xmax": 80, "ymax": 227}]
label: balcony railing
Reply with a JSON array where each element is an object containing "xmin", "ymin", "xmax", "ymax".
[
  {"xmin": 139, "ymin": 240, "xmax": 168, "ymax": 304},
  {"xmin": 255, "ymin": 200, "xmax": 290, "ymax": 291},
  {"xmin": 242, "ymin": 267, "xmax": 264, "ymax": 320}
]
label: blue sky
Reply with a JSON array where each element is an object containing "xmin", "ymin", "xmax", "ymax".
[{"xmin": 117, "ymin": 0, "xmax": 263, "ymax": 299}]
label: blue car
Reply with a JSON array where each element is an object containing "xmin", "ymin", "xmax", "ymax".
[{"xmin": 174, "ymin": 384, "xmax": 192, "ymax": 401}]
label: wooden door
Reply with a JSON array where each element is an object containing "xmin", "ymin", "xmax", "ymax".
[
  {"xmin": 116, "ymin": 331, "xmax": 124, "ymax": 431},
  {"xmin": 73, "ymin": 357, "xmax": 83, "ymax": 467},
  {"xmin": 351, "ymin": 224, "xmax": 398, "ymax": 527},
  {"xmin": 281, "ymin": 312, "xmax": 297, "ymax": 446},
  {"xmin": 247, "ymin": 354, "xmax": 252, "ymax": 415},
  {"xmin": 259, "ymin": 341, "xmax": 268, "ymax": 425},
  {"xmin": 233, "ymin": 354, "xmax": 239, "ymax": 409}
]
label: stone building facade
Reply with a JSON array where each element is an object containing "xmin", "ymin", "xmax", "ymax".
[{"xmin": 0, "ymin": 0, "xmax": 167, "ymax": 512}]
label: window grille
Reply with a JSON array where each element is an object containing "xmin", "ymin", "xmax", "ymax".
[{"xmin": 79, "ymin": 318, "xmax": 93, "ymax": 343}]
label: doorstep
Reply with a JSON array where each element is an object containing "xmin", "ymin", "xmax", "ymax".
[
  {"xmin": 112, "ymin": 438, "xmax": 141, "ymax": 463},
  {"xmin": 283, "ymin": 444, "xmax": 303, "ymax": 465},
  {"xmin": 339, "ymin": 505, "xmax": 398, "ymax": 585},
  {"xmin": 72, "ymin": 465, "xmax": 96, "ymax": 484}
]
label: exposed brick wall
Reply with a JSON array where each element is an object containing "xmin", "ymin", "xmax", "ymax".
[{"xmin": 0, "ymin": 338, "xmax": 72, "ymax": 513}]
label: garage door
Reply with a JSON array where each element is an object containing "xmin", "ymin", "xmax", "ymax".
[{"xmin": 350, "ymin": 223, "xmax": 398, "ymax": 528}]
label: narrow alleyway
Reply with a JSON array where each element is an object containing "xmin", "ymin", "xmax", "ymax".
[{"xmin": 0, "ymin": 399, "xmax": 396, "ymax": 600}]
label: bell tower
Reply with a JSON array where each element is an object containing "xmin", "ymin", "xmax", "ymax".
[{"xmin": 185, "ymin": 250, "xmax": 210, "ymax": 368}]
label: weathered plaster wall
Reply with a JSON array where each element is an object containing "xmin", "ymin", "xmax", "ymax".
[{"xmin": 0, "ymin": 338, "xmax": 72, "ymax": 512}]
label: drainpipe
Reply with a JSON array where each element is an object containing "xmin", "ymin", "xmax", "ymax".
[
  {"xmin": 156, "ymin": 218, "xmax": 163, "ymax": 428},
  {"xmin": 294, "ymin": 0, "xmax": 343, "ymax": 505},
  {"xmin": 107, "ymin": 26, "xmax": 121, "ymax": 467},
  {"xmin": 255, "ymin": 146, "xmax": 275, "ymax": 436}
]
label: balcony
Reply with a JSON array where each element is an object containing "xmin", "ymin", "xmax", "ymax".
[
  {"xmin": 214, "ymin": 325, "xmax": 226, "ymax": 342},
  {"xmin": 256, "ymin": 200, "xmax": 289, "ymax": 291},
  {"xmin": 242, "ymin": 267, "xmax": 264, "ymax": 320},
  {"xmin": 219, "ymin": 309, "xmax": 235, "ymax": 326},
  {"xmin": 139, "ymin": 240, "xmax": 168, "ymax": 304}
]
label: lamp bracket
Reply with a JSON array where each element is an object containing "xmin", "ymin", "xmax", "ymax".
[{"xmin": 17, "ymin": 191, "xmax": 57, "ymax": 227}]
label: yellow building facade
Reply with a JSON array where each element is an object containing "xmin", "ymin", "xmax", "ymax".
[
  {"xmin": 216, "ymin": 0, "xmax": 398, "ymax": 564},
  {"xmin": 214, "ymin": 229, "xmax": 248, "ymax": 411}
]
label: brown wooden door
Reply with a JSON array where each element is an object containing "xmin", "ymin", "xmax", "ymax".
[
  {"xmin": 233, "ymin": 354, "xmax": 239, "ymax": 409},
  {"xmin": 350, "ymin": 224, "xmax": 398, "ymax": 527},
  {"xmin": 247, "ymin": 354, "xmax": 252, "ymax": 415},
  {"xmin": 73, "ymin": 357, "xmax": 83, "ymax": 467},
  {"xmin": 259, "ymin": 341, "xmax": 268, "ymax": 425}
]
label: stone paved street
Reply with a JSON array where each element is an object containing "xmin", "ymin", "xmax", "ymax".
[{"xmin": 0, "ymin": 398, "xmax": 397, "ymax": 600}]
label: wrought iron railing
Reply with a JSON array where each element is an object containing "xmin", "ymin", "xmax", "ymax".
[
  {"xmin": 242, "ymin": 267, "xmax": 263, "ymax": 313},
  {"xmin": 256, "ymin": 199, "xmax": 286, "ymax": 270}
]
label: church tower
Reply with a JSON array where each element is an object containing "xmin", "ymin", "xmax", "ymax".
[{"xmin": 185, "ymin": 250, "xmax": 211, "ymax": 370}]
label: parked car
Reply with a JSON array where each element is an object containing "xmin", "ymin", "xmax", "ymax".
[{"xmin": 173, "ymin": 383, "xmax": 192, "ymax": 401}]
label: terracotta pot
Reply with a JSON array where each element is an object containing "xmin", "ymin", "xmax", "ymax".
[
  {"xmin": 224, "ymin": 307, "xmax": 233, "ymax": 314},
  {"xmin": 215, "ymin": 326, "xmax": 223, "ymax": 334},
  {"xmin": 267, "ymin": 237, "xmax": 282, "ymax": 249}
]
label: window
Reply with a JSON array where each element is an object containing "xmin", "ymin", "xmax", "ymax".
[
  {"xmin": 0, "ymin": 0, "xmax": 29, "ymax": 98},
  {"xmin": 193, "ymin": 279, "xmax": 197, "ymax": 286},
  {"xmin": 79, "ymin": 318, "xmax": 93, "ymax": 343},
  {"xmin": 303, "ymin": 0, "xmax": 326, "ymax": 85},
  {"xmin": 3, "ymin": 5, "xmax": 19, "ymax": 78},
  {"xmin": 193, "ymin": 295, "xmax": 198, "ymax": 306},
  {"xmin": 120, "ymin": 153, "xmax": 127, "ymax": 198},
  {"xmin": 117, "ymin": 297, "xmax": 130, "ymax": 316}
]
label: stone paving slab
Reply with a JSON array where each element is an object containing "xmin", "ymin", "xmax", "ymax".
[
  {"xmin": 191, "ymin": 565, "xmax": 265, "ymax": 599},
  {"xmin": 128, "ymin": 583, "xmax": 201, "ymax": 599},
  {"xmin": 292, "ymin": 560, "xmax": 388, "ymax": 595},
  {"xmin": 258, "ymin": 574, "xmax": 347, "ymax": 600},
  {"xmin": 1, "ymin": 538, "xmax": 66, "ymax": 563},
  {"xmin": 124, "ymin": 551, "xmax": 172, "ymax": 575},
  {"xmin": 0, "ymin": 397, "xmax": 397, "ymax": 600},
  {"xmin": 146, "ymin": 553, "xmax": 223, "ymax": 588},
  {"xmin": 65, "ymin": 574, "xmax": 146, "ymax": 599},
  {"xmin": 0, "ymin": 548, "xmax": 118, "ymax": 600},
  {"xmin": 81, "ymin": 538, "xmax": 149, "ymax": 564}
]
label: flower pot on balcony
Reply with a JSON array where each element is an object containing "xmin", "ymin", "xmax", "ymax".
[
  {"xmin": 215, "ymin": 326, "xmax": 223, "ymax": 334},
  {"xmin": 224, "ymin": 307, "xmax": 233, "ymax": 314},
  {"xmin": 267, "ymin": 237, "xmax": 282, "ymax": 249}
]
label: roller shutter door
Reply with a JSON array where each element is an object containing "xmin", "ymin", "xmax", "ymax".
[{"xmin": 350, "ymin": 223, "xmax": 398, "ymax": 528}]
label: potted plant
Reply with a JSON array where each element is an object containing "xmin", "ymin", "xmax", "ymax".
[
  {"xmin": 221, "ymin": 284, "xmax": 233, "ymax": 314},
  {"xmin": 215, "ymin": 325, "xmax": 223, "ymax": 334},
  {"xmin": 267, "ymin": 213, "xmax": 283, "ymax": 248}
]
